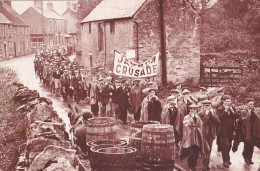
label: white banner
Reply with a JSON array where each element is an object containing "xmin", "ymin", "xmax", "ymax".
[{"xmin": 113, "ymin": 50, "xmax": 159, "ymax": 78}]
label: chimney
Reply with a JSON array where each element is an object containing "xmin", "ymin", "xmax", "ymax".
[
  {"xmin": 47, "ymin": 1, "xmax": 53, "ymax": 10},
  {"xmin": 34, "ymin": 0, "xmax": 42, "ymax": 9},
  {"xmin": 67, "ymin": 1, "xmax": 71, "ymax": 10},
  {"xmin": 72, "ymin": 2, "xmax": 77, "ymax": 12},
  {"xmin": 3, "ymin": 0, "xmax": 11, "ymax": 7}
]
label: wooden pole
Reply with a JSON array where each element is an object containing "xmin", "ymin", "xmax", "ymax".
[
  {"xmin": 41, "ymin": 0, "xmax": 45, "ymax": 47},
  {"xmin": 159, "ymin": 0, "xmax": 167, "ymax": 86}
]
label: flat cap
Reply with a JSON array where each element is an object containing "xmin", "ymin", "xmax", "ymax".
[
  {"xmin": 171, "ymin": 89, "xmax": 179, "ymax": 94},
  {"xmin": 189, "ymin": 104, "xmax": 199, "ymax": 108},
  {"xmin": 199, "ymin": 87, "xmax": 207, "ymax": 91},
  {"xmin": 167, "ymin": 96, "xmax": 176, "ymax": 101},
  {"xmin": 175, "ymin": 82, "xmax": 181, "ymax": 86},
  {"xmin": 182, "ymin": 89, "xmax": 191, "ymax": 94},
  {"xmin": 246, "ymin": 98, "xmax": 255, "ymax": 103},
  {"xmin": 202, "ymin": 99, "xmax": 211, "ymax": 105},
  {"xmin": 221, "ymin": 95, "xmax": 232, "ymax": 101}
]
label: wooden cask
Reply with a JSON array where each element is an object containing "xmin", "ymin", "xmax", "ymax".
[
  {"xmin": 86, "ymin": 117, "xmax": 116, "ymax": 142},
  {"xmin": 90, "ymin": 145, "xmax": 137, "ymax": 171},
  {"xmin": 141, "ymin": 124, "xmax": 175, "ymax": 171},
  {"xmin": 129, "ymin": 121, "xmax": 160, "ymax": 169}
]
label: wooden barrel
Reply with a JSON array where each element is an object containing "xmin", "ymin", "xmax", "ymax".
[
  {"xmin": 90, "ymin": 145, "xmax": 137, "ymax": 171},
  {"xmin": 141, "ymin": 124, "xmax": 175, "ymax": 171},
  {"xmin": 129, "ymin": 121, "xmax": 160, "ymax": 169},
  {"xmin": 86, "ymin": 117, "xmax": 117, "ymax": 142},
  {"xmin": 86, "ymin": 139, "xmax": 127, "ymax": 154}
]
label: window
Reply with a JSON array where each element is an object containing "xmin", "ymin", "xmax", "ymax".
[
  {"xmin": 49, "ymin": 20, "xmax": 52, "ymax": 32},
  {"xmin": 54, "ymin": 21, "xmax": 57, "ymax": 32},
  {"xmin": 9, "ymin": 42, "xmax": 13, "ymax": 55},
  {"xmin": 38, "ymin": 42, "xmax": 43, "ymax": 48},
  {"xmin": 89, "ymin": 22, "xmax": 91, "ymax": 33},
  {"xmin": 31, "ymin": 42, "xmax": 37, "ymax": 48},
  {"xmin": 110, "ymin": 21, "xmax": 115, "ymax": 34},
  {"xmin": 3, "ymin": 25, "xmax": 6, "ymax": 37},
  {"xmin": 17, "ymin": 27, "xmax": 20, "ymax": 35},
  {"xmin": 26, "ymin": 41, "xmax": 29, "ymax": 51},
  {"xmin": 14, "ymin": 26, "xmax": 16, "ymax": 35},
  {"xmin": 18, "ymin": 42, "xmax": 21, "ymax": 53},
  {"xmin": 0, "ymin": 43, "xmax": 2, "ymax": 57},
  {"xmin": 8, "ymin": 25, "xmax": 11, "ymax": 37},
  {"xmin": 98, "ymin": 23, "xmax": 103, "ymax": 51},
  {"xmin": 0, "ymin": 25, "xmax": 2, "ymax": 38},
  {"xmin": 89, "ymin": 54, "xmax": 93, "ymax": 67}
]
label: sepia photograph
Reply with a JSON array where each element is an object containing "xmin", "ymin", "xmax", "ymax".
[{"xmin": 0, "ymin": 0, "xmax": 259, "ymax": 170}]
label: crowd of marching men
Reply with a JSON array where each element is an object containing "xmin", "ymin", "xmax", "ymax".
[{"xmin": 33, "ymin": 46, "xmax": 260, "ymax": 171}]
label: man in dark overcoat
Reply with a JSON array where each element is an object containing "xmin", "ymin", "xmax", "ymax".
[
  {"xmin": 216, "ymin": 95, "xmax": 239, "ymax": 168},
  {"xmin": 198, "ymin": 100, "xmax": 220, "ymax": 170}
]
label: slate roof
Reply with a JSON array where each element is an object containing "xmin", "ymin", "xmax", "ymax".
[
  {"xmin": 0, "ymin": 2, "xmax": 29, "ymax": 26},
  {"xmin": 32, "ymin": 6, "xmax": 65, "ymax": 20},
  {"xmin": 0, "ymin": 13, "xmax": 12, "ymax": 24},
  {"xmin": 81, "ymin": 0, "xmax": 146, "ymax": 23}
]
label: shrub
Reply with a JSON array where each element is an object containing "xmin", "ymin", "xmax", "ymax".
[{"xmin": 0, "ymin": 67, "xmax": 27, "ymax": 171}]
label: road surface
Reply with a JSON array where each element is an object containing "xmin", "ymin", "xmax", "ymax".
[{"xmin": 0, "ymin": 54, "xmax": 259, "ymax": 171}]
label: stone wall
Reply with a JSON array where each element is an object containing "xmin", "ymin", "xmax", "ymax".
[
  {"xmin": 133, "ymin": 0, "xmax": 162, "ymax": 82},
  {"xmin": 134, "ymin": 0, "xmax": 200, "ymax": 85},
  {"xmin": 13, "ymin": 84, "xmax": 77, "ymax": 171}
]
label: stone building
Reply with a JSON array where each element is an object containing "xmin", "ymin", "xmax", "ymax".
[
  {"xmin": 62, "ymin": 2, "xmax": 79, "ymax": 44},
  {"xmin": 21, "ymin": 1, "xmax": 67, "ymax": 51},
  {"xmin": 0, "ymin": 1, "xmax": 31, "ymax": 60},
  {"xmin": 80, "ymin": 0, "xmax": 200, "ymax": 84}
]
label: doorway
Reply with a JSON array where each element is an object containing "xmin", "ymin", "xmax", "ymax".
[
  {"xmin": 14, "ymin": 42, "xmax": 16, "ymax": 57},
  {"xmin": 4, "ymin": 43, "xmax": 7, "ymax": 59}
]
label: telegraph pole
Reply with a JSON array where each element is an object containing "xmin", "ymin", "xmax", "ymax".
[
  {"xmin": 41, "ymin": 0, "xmax": 45, "ymax": 47},
  {"xmin": 159, "ymin": 0, "xmax": 167, "ymax": 86}
]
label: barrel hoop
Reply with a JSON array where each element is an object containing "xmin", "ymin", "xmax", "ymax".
[
  {"xmin": 86, "ymin": 132, "xmax": 116, "ymax": 136},
  {"xmin": 87, "ymin": 123, "xmax": 116, "ymax": 127},
  {"xmin": 142, "ymin": 130, "xmax": 174, "ymax": 134}
]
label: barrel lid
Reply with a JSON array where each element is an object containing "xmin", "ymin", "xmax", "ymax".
[
  {"xmin": 142, "ymin": 124, "xmax": 174, "ymax": 132},
  {"xmin": 87, "ymin": 139, "xmax": 127, "ymax": 147},
  {"xmin": 91, "ymin": 145, "xmax": 137, "ymax": 154},
  {"xmin": 87, "ymin": 117, "xmax": 116, "ymax": 127},
  {"xmin": 130, "ymin": 121, "xmax": 160, "ymax": 128}
]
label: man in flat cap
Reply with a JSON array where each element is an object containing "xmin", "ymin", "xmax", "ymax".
[
  {"xmin": 181, "ymin": 104, "xmax": 204, "ymax": 171},
  {"xmin": 74, "ymin": 111, "xmax": 93, "ymax": 155},
  {"xmin": 161, "ymin": 96, "xmax": 183, "ymax": 147},
  {"xmin": 175, "ymin": 82, "xmax": 183, "ymax": 97},
  {"xmin": 71, "ymin": 70, "xmax": 80, "ymax": 103},
  {"xmin": 241, "ymin": 98, "xmax": 257, "ymax": 164},
  {"xmin": 216, "ymin": 95, "xmax": 239, "ymax": 168},
  {"xmin": 178, "ymin": 88, "xmax": 193, "ymax": 117},
  {"xmin": 60, "ymin": 69, "xmax": 70, "ymax": 102},
  {"xmin": 130, "ymin": 79, "xmax": 144, "ymax": 121},
  {"xmin": 113, "ymin": 79, "xmax": 129, "ymax": 124},
  {"xmin": 196, "ymin": 87, "xmax": 209, "ymax": 107},
  {"xmin": 140, "ymin": 88, "xmax": 162, "ymax": 122},
  {"xmin": 198, "ymin": 100, "xmax": 220, "ymax": 170}
]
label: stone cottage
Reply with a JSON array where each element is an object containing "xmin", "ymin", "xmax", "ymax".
[
  {"xmin": 81, "ymin": 0, "xmax": 200, "ymax": 84},
  {"xmin": 0, "ymin": 1, "xmax": 31, "ymax": 60},
  {"xmin": 21, "ymin": 1, "xmax": 67, "ymax": 50}
]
